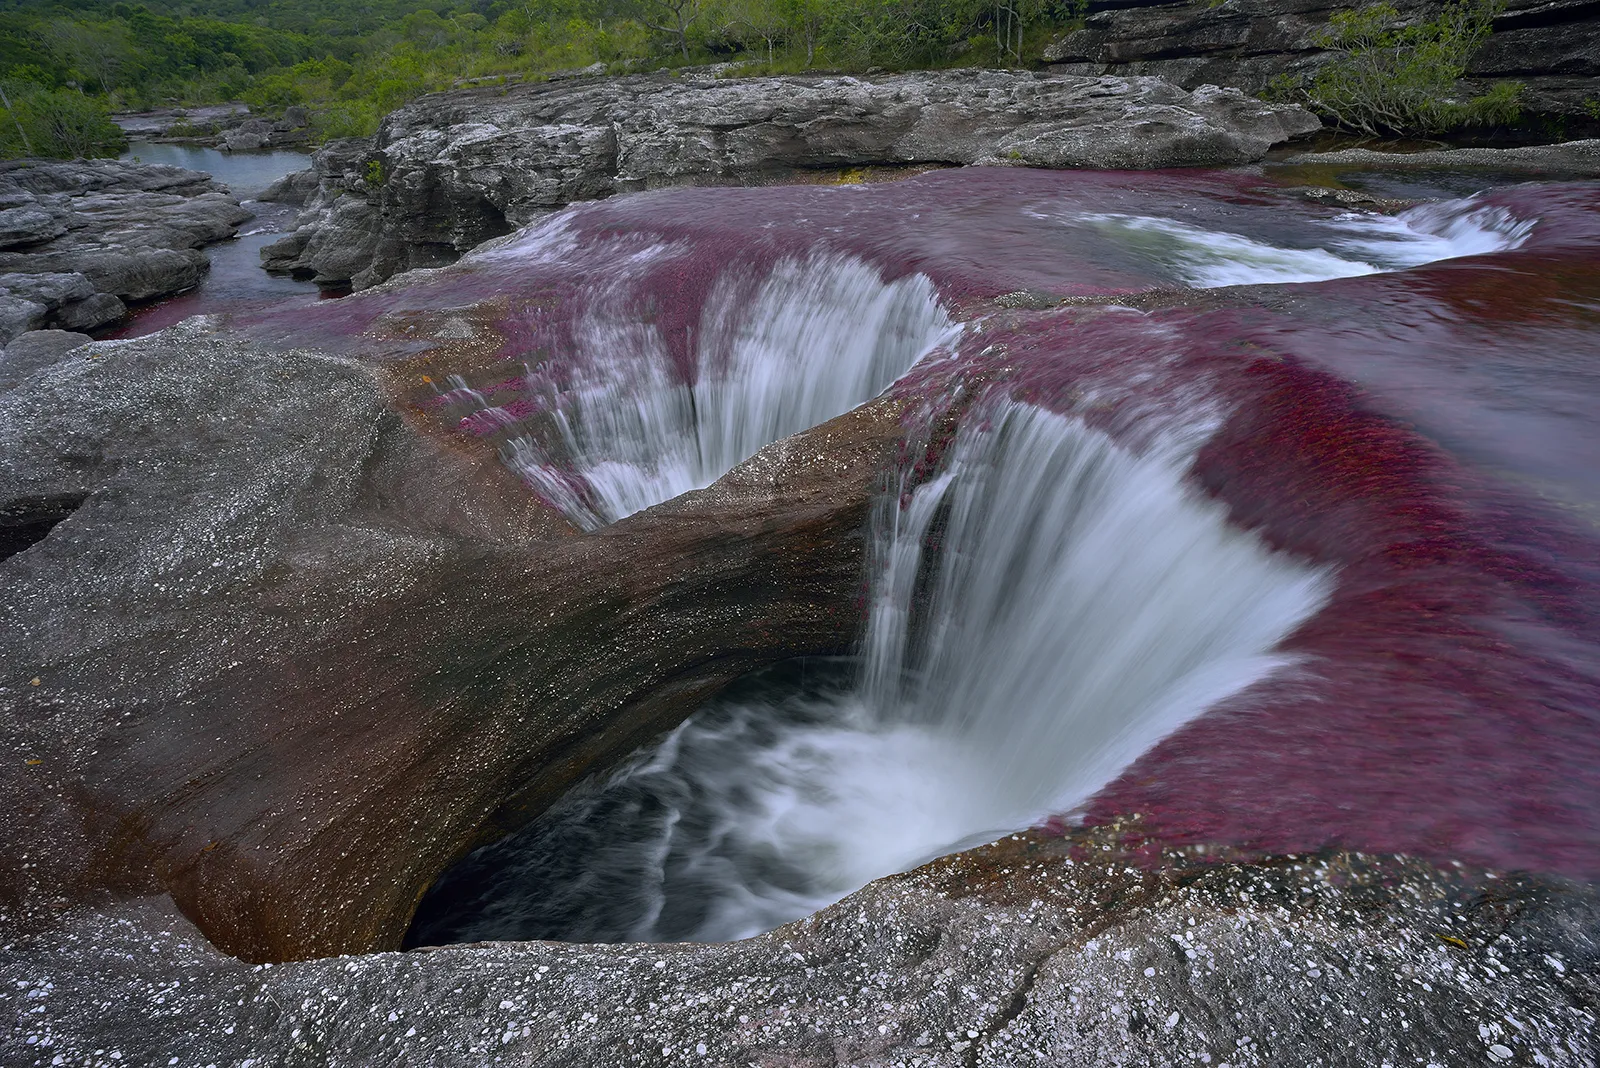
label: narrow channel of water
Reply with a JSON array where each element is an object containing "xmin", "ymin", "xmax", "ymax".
[{"xmin": 110, "ymin": 141, "xmax": 321, "ymax": 337}]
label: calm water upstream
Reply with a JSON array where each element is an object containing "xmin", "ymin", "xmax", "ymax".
[{"xmin": 110, "ymin": 142, "xmax": 322, "ymax": 337}]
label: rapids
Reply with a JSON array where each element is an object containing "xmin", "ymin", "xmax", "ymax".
[
  {"xmin": 245, "ymin": 166, "xmax": 1600, "ymax": 947},
  {"xmin": 411, "ymin": 402, "xmax": 1330, "ymax": 944}
]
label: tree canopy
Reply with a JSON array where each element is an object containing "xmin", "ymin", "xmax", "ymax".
[{"xmin": 0, "ymin": 0, "xmax": 1089, "ymax": 155}]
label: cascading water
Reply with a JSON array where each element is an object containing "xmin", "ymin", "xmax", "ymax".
[
  {"xmin": 502, "ymin": 251, "xmax": 957, "ymax": 529},
  {"xmin": 1059, "ymin": 198, "xmax": 1534, "ymax": 288},
  {"xmin": 409, "ymin": 401, "xmax": 1332, "ymax": 946}
]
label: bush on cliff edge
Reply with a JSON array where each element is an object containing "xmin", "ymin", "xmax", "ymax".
[{"xmin": 1293, "ymin": 0, "xmax": 1524, "ymax": 136}]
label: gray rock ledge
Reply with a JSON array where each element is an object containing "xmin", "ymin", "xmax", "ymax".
[
  {"xmin": 0, "ymin": 158, "xmax": 253, "ymax": 343},
  {"xmin": 1279, "ymin": 138, "xmax": 1600, "ymax": 175},
  {"xmin": 2, "ymin": 840, "xmax": 1595, "ymax": 1067},
  {"xmin": 262, "ymin": 69, "xmax": 1320, "ymax": 290}
]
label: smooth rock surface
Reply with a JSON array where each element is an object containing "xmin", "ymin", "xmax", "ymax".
[
  {"xmin": 1281, "ymin": 138, "xmax": 1600, "ymax": 174},
  {"xmin": 0, "ymin": 310, "xmax": 907, "ymax": 962},
  {"xmin": 0, "ymin": 159, "xmax": 251, "ymax": 341},
  {"xmin": 0, "ymin": 329, "xmax": 92, "ymax": 389},
  {"xmin": 262, "ymin": 70, "xmax": 1319, "ymax": 288},
  {"xmin": 2, "ymin": 838, "xmax": 1595, "ymax": 1067}
]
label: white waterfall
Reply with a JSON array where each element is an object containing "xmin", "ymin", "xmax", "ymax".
[
  {"xmin": 1062, "ymin": 196, "xmax": 1534, "ymax": 288},
  {"xmin": 419, "ymin": 401, "xmax": 1332, "ymax": 946},
  {"xmin": 505, "ymin": 252, "xmax": 958, "ymax": 529}
]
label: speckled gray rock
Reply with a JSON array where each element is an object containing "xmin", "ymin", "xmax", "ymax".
[
  {"xmin": 2, "ymin": 839, "xmax": 1595, "ymax": 1067},
  {"xmin": 0, "ymin": 329, "xmax": 92, "ymax": 389},
  {"xmin": 0, "ymin": 159, "xmax": 251, "ymax": 340},
  {"xmin": 0, "ymin": 312, "xmax": 907, "ymax": 962},
  {"xmin": 1280, "ymin": 138, "xmax": 1600, "ymax": 175},
  {"xmin": 261, "ymin": 70, "xmax": 1319, "ymax": 288}
]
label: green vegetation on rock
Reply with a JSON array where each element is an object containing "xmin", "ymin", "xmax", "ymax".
[
  {"xmin": 0, "ymin": 0, "xmax": 1088, "ymax": 156},
  {"xmin": 1292, "ymin": 0, "xmax": 1524, "ymax": 136}
]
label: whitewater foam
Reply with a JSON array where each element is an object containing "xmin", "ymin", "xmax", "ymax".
[
  {"xmin": 413, "ymin": 401, "xmax": 1333, "ymax": 945},
  {"xmin": 1069, "ymin": 196, "xmax": 1534, "ymax": 288},
  {"xmin": 503, "ymin": 251, "xmax": 957, "ymax": 529}
]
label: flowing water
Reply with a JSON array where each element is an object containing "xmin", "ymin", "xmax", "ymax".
[
  {"xmin": 244, "ymin": 167, "xmax": 1600, "ymax": 946},
  {"xmin": 387, "ymin": 173, "xmax": 1600, "ymax": 940},
  {"xmin": 411, "ymin": 402, "xmax": 1331, "ymax": 944}
]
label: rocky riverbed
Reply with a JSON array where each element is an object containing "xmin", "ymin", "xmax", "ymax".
[
  {"xmin": 0, "ymin": 159, "xmax": 252, "ymax": 343},
  {"xmin": 4, "ymin": 66, "xmax": 1600, "ymax": 1068},
  {"xmin": 260, "ymin": 69, "xmax": 1321, "ymax": 289}
]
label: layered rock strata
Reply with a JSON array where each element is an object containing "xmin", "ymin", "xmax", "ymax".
[
  {"xmin": 1045, "ymin": 0, "xmax": 1600, "ymax": 131},
  {"xmin": 260, "ymin": 70, "xmax": 1319, "ymax": 289},
  {"xmin": 0, "ymin": 159, "xmax": 252, "ymax": 342}
]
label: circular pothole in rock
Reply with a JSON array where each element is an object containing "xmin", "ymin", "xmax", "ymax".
[{"xmin": 405, "ymin": 401, "xmax": 1332, "ymax": 948}]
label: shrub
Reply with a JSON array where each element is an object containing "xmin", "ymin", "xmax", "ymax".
[
  {"xmin": 0, "ymin": 80, "xmax": 126, "ymax": 159},
  {"xmin": 1304, "ymin": 0, "xmax": 1523, "ymax": 135}
]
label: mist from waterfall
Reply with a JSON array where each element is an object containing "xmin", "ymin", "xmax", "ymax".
[
  {"xmin": 411, "ymin": 402, "xmax": 1333, "ymax": 946},
  {"xmin": 505, "ymin": 252, "xmax": 958, "ymax": 529}
]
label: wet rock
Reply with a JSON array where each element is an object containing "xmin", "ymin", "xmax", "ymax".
[
  {"xmin": 0, "ymin": 303, "xmax": 907, "ymax": 961},
  {"xmin": 0, "ymin": 159, "xmax": 250, "ymax": 341},
  {"xmin": 1043, "ymin": 0, "xmax": 1600, "ymax": 130},
  {"xmin": 265, "ymin": 70, "xmax": 1319, "ymax": 288},
  {"xmin": 1, "ymin": 841, "xmax": 1594, "ymax": 1066},
  {"xmin": 1281, "ymin": 137, "xmax": 1600, "ymax": 175}
]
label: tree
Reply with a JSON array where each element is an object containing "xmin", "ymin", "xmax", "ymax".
[
  {"xmin": 629, "ymin": 0, "xmax": 707, "ymax": 59},
  {"xmin": 1304, "ymin": 0, "xmax": 1519, "ymax": 135},
  {"xmin": 40, "ymin": 20, "xmax": 133, "ymax": 95}
]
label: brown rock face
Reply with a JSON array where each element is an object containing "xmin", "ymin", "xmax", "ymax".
[{"xmin": 0, "ymin": 307, "xmax": 910, "ymax": 961}]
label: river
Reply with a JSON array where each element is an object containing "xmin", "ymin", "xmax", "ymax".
[
  {"xmin": 111, "ymin": 142, "xmax": 324, "ymax": 338},
  {"xmin": 227, "ymin": 166, "xmax": 1594, "ymax": 949}
]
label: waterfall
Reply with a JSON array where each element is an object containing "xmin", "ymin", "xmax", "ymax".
[
  {"xmin": 504, "ymin": 252, "xmax": 958, "ymax": 529},
  {"xmin": 410, "ymin": 400, "xmax": 1333, "ymax": 946}
]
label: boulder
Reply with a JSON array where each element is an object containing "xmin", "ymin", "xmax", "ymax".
[
  {"xmin": 0, "ymin": 206, "xmax": 66, "ymax": 249},
  {"xmin": 264, "ymin": 70, "xmax": 1319, "ymax": 288},
  {"xmin": 0, "ymin": 328, "xmax": 92, "ymax": 389}
]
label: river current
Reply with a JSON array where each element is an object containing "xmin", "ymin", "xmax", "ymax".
[{"xmin": 279, "ymin": 168, "xmax": 1595, "ymax": 948}]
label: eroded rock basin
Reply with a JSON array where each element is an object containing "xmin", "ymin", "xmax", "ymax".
[{"xmin": 3, "ymin": 166, "xmax": 1599, "ymax": 1064}]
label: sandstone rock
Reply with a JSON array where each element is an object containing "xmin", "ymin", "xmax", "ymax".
[
  {"xmin": 0, "ymin": 270, "xmax": 93, "ymax": 308},
  {"xmin": 1, "ymin": 842, "xmax": 1594, "ymax": 1066},
  {"xmin": 257, "ymin": 167, "xmax": 322, "ymax": 206},
  {"xmin": 53, "ymin": 291, "xmax": 126, "ymax": 332},
  {"xmin": 0, "ymin": 306, "xmax": 908, "ymax": 961},
  {"xmin": 1043, "ymin": 0, "xmax": 1600, "ymax": 129},
  {"xmin": 0, "ymin": 294, "xmax": 45, "ymax": 343},
  {"xmin": 0, "ymin": 206, "xmax": 66, "ymax": 249},
  {"xmin": 1280, "ymin": 138, "xmax": 1600, "ymax": 175},
  {"xmin": 0, "ymin": 160, "xmax": 250, "ymax": 341},
  {"xmin": 0, "ymin": 328, "xmax": 92, "ymax": 389},
  {"xmin": 265, "ymin": 70, "xmax": 1319, "ymax": 288}
]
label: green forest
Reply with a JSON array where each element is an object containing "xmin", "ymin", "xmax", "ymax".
[{"xmin": 0, "ymin": 0, "xmax": 1088, "ymax": 156}]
